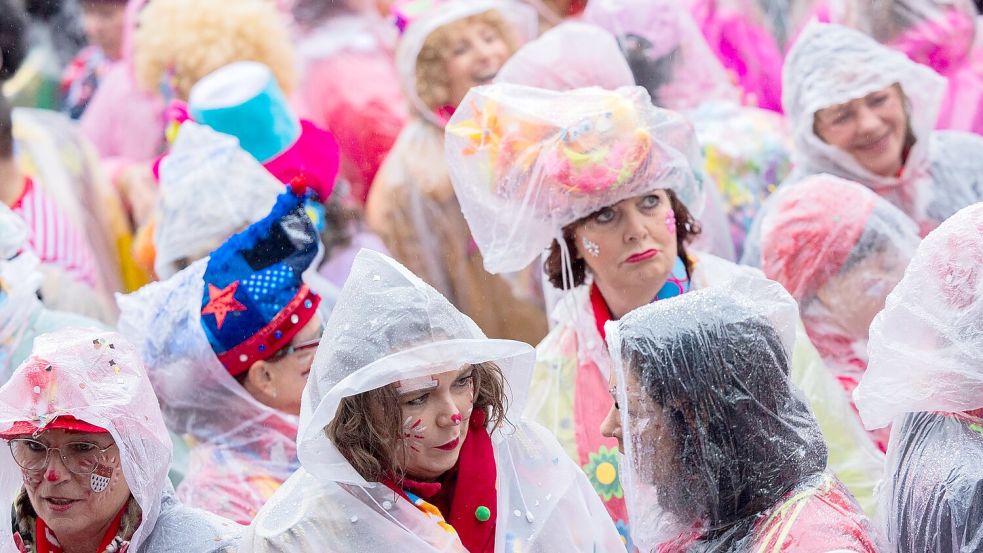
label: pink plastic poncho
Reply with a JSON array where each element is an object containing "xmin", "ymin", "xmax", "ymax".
[
  {"xmin": 760, "ymin": 174, "xmax": 920, "ymax": 452},
  {"xmin": 849, "ymin": 0, "xmax": 983, "ymax": 135},
  {"xmin": 854, "ymin": 203, "xmax": 983, "ymax": 552},
  {"xmin": 0, "ymin": 328, "xmax": 240, "ymax": 552}
]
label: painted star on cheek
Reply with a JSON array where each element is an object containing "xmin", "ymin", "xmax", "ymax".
[
  {"xmin": 402, "ymin": 417, "xmax": 428, "ymax": 453},
  {"xmin": 202, "ymin": 282, "xmax": 248, "ymax": 329}
]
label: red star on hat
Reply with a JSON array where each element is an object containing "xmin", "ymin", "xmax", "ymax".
[{"xmin": 202, "ymin": 281, "xmax": 247, "ymax": 329}]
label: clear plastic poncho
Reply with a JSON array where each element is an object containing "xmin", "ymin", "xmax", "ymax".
[
  {"xmin": 760, "ymin": 174, "xmax": 920, "ymax": 450},
  {"xmin": 117, "ymin": 259, "xmax": 302, "ymax": 524},
  {"xmin": 780, "ymin": 21, "xmax": 983, "ymax": 230},
  {"xmin": 854, "ymin": 202, "xmax": 983, "ymax": 552},
  {"xmin": 241, "ymin": 249, "xmax": 624, "ymax": 552},
  {"xmin": 579, "ymin": 0, "xmax": 792, "ymax": 258},
  {"xmin": 444, "ymin": 84, "xmax": 705, "ymax": 275},
  {"xmin": 607, "ymin": 277, "xmax": 879, "ymax": 552},
  {"xmin": 847, "ymin": 0, "xmax": 983, "ymax": 135},
  {"xmin": 153, "ymin": 122, "xmax": 283, "ymax": 279},
  {"xmin": 0, "ymin": 328, "xmax": 240, "ymax": 553}
]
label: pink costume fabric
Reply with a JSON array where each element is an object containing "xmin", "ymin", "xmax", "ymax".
[
  {"xmin": 79, "ymin": 0, "xmax": 167, "ymax": 166},
  {"xmin": 293, "ymin": 11, "xmax": 409, "ymax": 204},
  {"xmin": 685, "ymin": 0, "xmax": 785, "ymax": 112}
]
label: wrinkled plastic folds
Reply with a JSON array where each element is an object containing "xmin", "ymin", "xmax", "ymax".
[
  {"xmin": 395, "ymin": 0, "xmax": 539, "ymax": 126},
  {"xmin": 153, "ymin": 122, "xmax": 283, "ymax": 279},
  {"xmin": 607, "ymin": 277, "xmax": 877, "ymax": 551},
  {"xmin": 445, "ymin": 84, "xmax": 705, "ymax": 274},
  {"xmin": 495, "ymin": 22, "xmax": 634, "ymax": 91},
  {"xmin": 878, "ymin": 410, "xmax": 983, "ymax": 552},
  {"xmin": 0, "ymin": 328, "xmax": 241, "ymax": 552},
  {"xmin": 583, "ymin": 0, "xmax": 742, "ymax": 110},
  {"xmin": 117, "ymin": 260, "xmax": 302, "ymax": 524},
  {"xmin": 849, "ymin": 0, "xmax": 983, "ymax": 134},
  {"xmin": 242, "ymin": 249, "xmax": 623, "ymax": 552},
  {"xmin": 855, "ymin": 202, "xmax": 983, "ymax": 430}
]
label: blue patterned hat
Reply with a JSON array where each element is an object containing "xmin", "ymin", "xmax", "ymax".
[{"xmin": 200, "ymin": 184, "xmax": 321, "ymax": 375}]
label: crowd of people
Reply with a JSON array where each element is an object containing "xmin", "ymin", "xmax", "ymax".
[{"xmin": 0, "ymin": 0, "xmax": 981, "ymax": 551}]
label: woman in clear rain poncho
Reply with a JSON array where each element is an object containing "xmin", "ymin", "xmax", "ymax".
[
  {"xmin": 365, "ymin": 0, "xmax": 549, "ymax": 346},
  {"xmin": 760, "ymin": 174, "xmax": 920, "ymax": 453},
  {"xmin": 0, "ymin": 328, "xmax": 240, "ymax": 552},
  {"xmin": 760, "ymin": 21, "xmax": 983, "ymax": 246},
  {"xmin": 854, "ymin": 203, "xmax": 983, "ymax": 552},
  {"xmin": 604, "ymin": 278, "xmax": 879, "ymax": 552},
  {"xmin": 845, "ymin": 0, "xmax": 983, "ymax": 135},
  {"xmin": 579, "ymin": 0, "xmax": 793, "ymax": 259},
  {"xmin": 444, "ymin": 84, "xmax": 884, "ymax": 544},
  {"xmin": 118, "ymin": 185, "xmax": 326, "ymax": 524},
  {"xmin": 240, "ymin": 249, "xmax": 624, "ymax": 552},
  {"xmin": 0, "ymin": 205, "xmax": 105, "ymax": 383}
]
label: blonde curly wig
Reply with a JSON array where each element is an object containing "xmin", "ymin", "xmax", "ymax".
[
  {"xmin": 414, "ymin": 10, "xmax": 519, "ymax": 110},
  {"xmin": 134, "ymin": 0, "xmax": 296, "ymax": 100}
]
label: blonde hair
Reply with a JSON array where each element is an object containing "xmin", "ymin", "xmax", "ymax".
[
  {"xmin": 134, "ymin": 0, "xmax": 296, "ymax": 100},
  {"xmin": 414, "ymin": 10, "xmax": 519, "ymax": 110},
  {"xmin": 326, "ymin": 362, "xmax": 509, "ymax": 483}
]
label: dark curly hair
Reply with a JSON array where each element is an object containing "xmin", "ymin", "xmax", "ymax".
[
  {"xmin": 0, "ymin": 0, "xmax": 29, "ymax": 82},
  {"xmin": 543, "ymin": 188, "xmax": 701, "ymax": 289}
]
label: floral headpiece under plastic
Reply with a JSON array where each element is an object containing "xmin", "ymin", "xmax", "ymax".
[{"xmin": 445, "ymin": 83, "xmax": 704, "ymax": 274}]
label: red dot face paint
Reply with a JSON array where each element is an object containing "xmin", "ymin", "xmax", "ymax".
[
  {"xmin": 450, "ymin": 413, "xmax": 463, "ymax": 425},
  {"xmin": 45, "ymin": 469, "xmax": 59, "ymax": 482}
]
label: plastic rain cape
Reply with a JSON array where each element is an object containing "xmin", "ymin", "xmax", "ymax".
[
  {"xmin": 0, "ymin": 329, "xmax": 240, "ymax": 553},
  {"xmin": 444, "ymin": 84, "xmax": 705, "ymax": 275},
  {"xmin": 759, "ymin": 174, "xmax": 920, "ymax": 450},
  {"xmin": 606, "ymin": 277, "xmax": 878, "ymax": 552},
  {"xmin": 153, "ymin": 122, "xmax": 284, "ymax": 280},
  {"xmin": 241, "ymin": 249, "xmax": 624, "ymax": 552},
  {"xmin": 117, "ymin": 259, "xmax": 302, "ymax": 524},
  {"xmin": 779, "ymin": 21, "xmax": 983, "ymax": 230},
  {"xmin": 855, "ymin": 202, "xmax": 983, "ymax": 552}
]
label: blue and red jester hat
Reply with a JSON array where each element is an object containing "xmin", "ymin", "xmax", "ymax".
[{"xmin": 199, "ymin": 182, "xmax": 322, "ymax": 376}]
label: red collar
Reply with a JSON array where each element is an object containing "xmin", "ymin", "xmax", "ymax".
[
  {"xmin": 35, "ymin": 502, "xmax": 128, "ymax": 553},
  {"xmin": 590, "ymin": 282, "xmax": 614, "ymax": 342},
  {"xmin": 384, "ymin": 409, "xmax": 497, "ymax": 552}
]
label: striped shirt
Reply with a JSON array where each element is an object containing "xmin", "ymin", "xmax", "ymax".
[{"xmin": 10, "ymin": 177, "xmax": 99, "ymax": 289}]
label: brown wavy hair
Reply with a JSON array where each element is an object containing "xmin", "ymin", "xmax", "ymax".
[
  {"xmin": 414, "ymin": 10, "xmax": 520, "ymax": 111},
  {"xmin": 544, "ymin": 189, "xmax": 701, "ymax": 289},
  {"xmin": 325, "ymin": 361, "xmax": 508, "ymax": 483}
]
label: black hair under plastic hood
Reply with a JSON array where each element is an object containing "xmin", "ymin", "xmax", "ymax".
[{"xmin": 607, "ymin": 276, "xmax": 827, "ymax": 550}]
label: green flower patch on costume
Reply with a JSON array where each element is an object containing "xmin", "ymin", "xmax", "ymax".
[{"xmin": 584, "ymin": 445, "xmax": 623, "ymax": 501}]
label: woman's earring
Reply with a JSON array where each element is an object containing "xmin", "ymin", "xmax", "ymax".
[{"xmin": 582, "ymin": 237, "xmax": 601, "ymax": 257}]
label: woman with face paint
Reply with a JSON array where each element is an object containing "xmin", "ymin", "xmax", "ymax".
[
  {"xmin": 444, "ymin": 84, "xmax": 885, "ymax": 543},
  {"xmin": 760, "ymin": 174, "xmax": 921, "ymax": 452},
  {"xmin": 365, "ymin": 0, "xmax": 549, "ymax": 346},
  {"xmin": 0, "ymin": 328, "xmax": 240, "ymax": 553},
  {"xmin": 241, "ymin": 249, "xmax": 623, "ymax": 552},
  {"xmin": 603, "ymin": 278, "xmax": 880, "ymax": 552},
  {"xmin": 854, "ymin": 203, "xmax": 983, "ymax": 552},
  {"xmin": 743, "ymin": 20, "xmax": 983, "ymax": 267}
]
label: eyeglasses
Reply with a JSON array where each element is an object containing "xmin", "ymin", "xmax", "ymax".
[
  {"xmin": 269, "ymin": 335, "xmax": 321, "ymax": 362},
  {"xmin": 8, "ymin": 438, "xmax": 116, "ymax": 475}
]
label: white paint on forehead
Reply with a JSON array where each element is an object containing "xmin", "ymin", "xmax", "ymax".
[{"xmin": 395, "ymin": 374, "xmax": 439, "ymax": 394}]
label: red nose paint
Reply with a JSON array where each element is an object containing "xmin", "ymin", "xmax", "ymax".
[
  {"xmin": 450, "ymin": 413, "xmax": 463, "ymax": 425},
  {"xmin": 45, "ymin": 470, "xmax": 59, "ymax": 482}
]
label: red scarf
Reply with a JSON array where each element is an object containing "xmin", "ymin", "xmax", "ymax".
[
  {"xmin": 34, "ymin": 504, "xmax": 127, "ymax": 553},
  {"xmin": 384, "ymin": 410, "xmax": 498, "ymax": 552}
]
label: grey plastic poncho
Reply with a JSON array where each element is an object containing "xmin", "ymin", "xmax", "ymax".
[
  {"xmin": 241, "ymin": 250, "xmax": 623, "ymax": 552},
  {"xmin": 854, "ymin": 203, "xmax": 983, "ymax": 552},
  {"xmin": 607, "ymin": 277, "xmax": 879, "ymax": 552}
]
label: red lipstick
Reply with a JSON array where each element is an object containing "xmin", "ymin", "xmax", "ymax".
[
  {"xmin": 626, "ymin": 249, "xmax": 658, "ymax": 263},
  {"xmin": 436, "ymin": 437, "xmax": 460, "ymax": 451}
]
